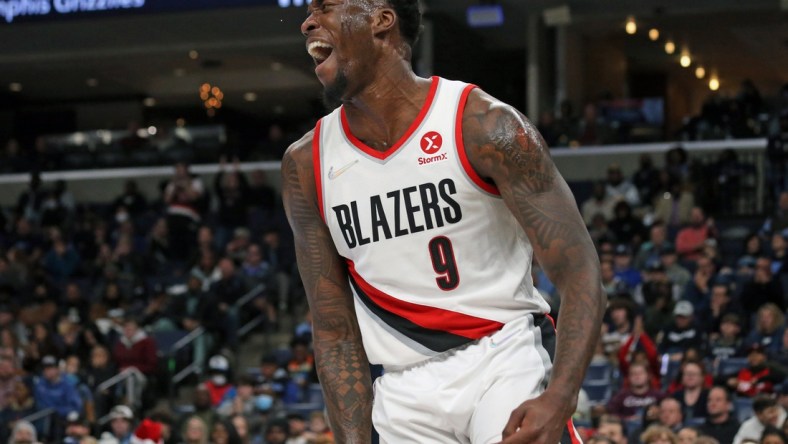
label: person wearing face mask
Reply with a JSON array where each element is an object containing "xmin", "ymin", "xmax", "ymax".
[{"xmin": 203, "ymin": 355, "xmax": 235, "ymax": 408}]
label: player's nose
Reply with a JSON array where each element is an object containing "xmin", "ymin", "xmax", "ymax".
[{"xmin": 301, "ymin": 13, "xmax": 319, "ymax": 36}]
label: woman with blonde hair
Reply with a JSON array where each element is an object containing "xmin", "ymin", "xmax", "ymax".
[
  {"xmin": 745, "ymin": 303, "xmax": 786, "ymax": 356},
  {"xmin": 640, "ymin": 424, "xmax": 679, "ymax": 444},
  {"xmin": 180, "ymin": 415, "xmax": 209, "ymax": 444}
]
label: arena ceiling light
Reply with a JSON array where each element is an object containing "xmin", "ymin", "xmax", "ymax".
[
  {"xmin": 679, "ymin": 48, "xmax": 692, "ymax": 68},
  {"xmin": 143, "ymin": 97, "xmax": 156, "ymax": 107},
  {"xmin": 244, "ymin": 92, "xmax": 258, "ymax": 102},
  {"xmin": 695, "ymin": 66, "xmax": 706, "ymax": 79},
  {"xmin": 664, "ymin": 39, "xmax": 676, "ymax": 55},
  {"xmin": 625, "ymin": 16, "xmax": 637, "ymax": 35},
  {"xmin": 189, "ymin": 50, "xmax": 199, "ymax": 60},
  {"xmin": 8, "ymin": 82, "xmax": 22, "ymax": 92},
  {"xmin": 709, "ymin": 73, "xmax": 720, "ymax": 91},
  {"xmin": 86, "ymin": 78, "xmax": 98, "ymax": 87},
  {"xmin": 200, "ymin": 83, "xmax": 224, "ymax": 111},
  {"xmin": 648, "ymin": 28, "xmax": 659, "ymax": 41}
]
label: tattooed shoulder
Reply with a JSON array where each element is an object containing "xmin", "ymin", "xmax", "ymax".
[
  {"xmin": 282, "ymin": 130, "xmax": 315, "ymax": 177},
  {"xmin": 282, "ymin": 130, "xmax": 316, "ymax": 200},
  {"xmin": 461, "ymin": 89, "xmax": 556, "ymax": 194}
]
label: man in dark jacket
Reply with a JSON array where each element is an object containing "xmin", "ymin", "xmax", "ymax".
[
  {"xmin": 699, "ymin": 386, "xmax": 740, "ymax": 444},
  {"xmin": 658, "ymin": 301, "xmax": 705, "ymax": 361}
]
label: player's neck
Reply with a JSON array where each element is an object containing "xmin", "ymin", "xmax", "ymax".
[{"xmin": 342, "ymin": 64, "xmax": 430, "ymax": 152}]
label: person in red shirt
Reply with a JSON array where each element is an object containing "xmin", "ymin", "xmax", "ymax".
[
  {"xmin": 675, "ymin": 207, "xmax": 718, "ymax": 263},
  {"xmin": 618, "ymin": 316, "xmax": 661, "ymax": 390},
  {"xmin": 203, "ymin": 355, "xmax": 235, "ymax": 407},
  {"xmin": 727, "ymin": 344, "xmax": 787, "ymax": 397},
  {"xmin": 606, "ymin": 362, "xmax": 665, "ymax": 419},
  {"xmin": 112, "ymin": 318, "xmax": 158, "ymax": 376}
]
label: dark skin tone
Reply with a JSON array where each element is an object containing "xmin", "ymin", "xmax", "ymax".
[{"xmin": 283, "ymin": 1, "xmax": 606, "ymax": 442}]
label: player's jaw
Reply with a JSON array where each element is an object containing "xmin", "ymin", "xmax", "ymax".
[
  {"xmin": 307, "ymin": 38, "xmax": 337, "ymax": 81},
  {"xmin": 306, "ymin": 38, "xmax": 348, "ymax": 109}
]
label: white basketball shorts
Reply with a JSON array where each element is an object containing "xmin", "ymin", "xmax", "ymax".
[{"xmin": 371, "ymin": 313, "xmax": 582, "ymax": 444}]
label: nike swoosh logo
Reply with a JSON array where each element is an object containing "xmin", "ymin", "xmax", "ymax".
[
  {"xmin": 328, "ymin": 160, "xmax": 359, "ymax": 180},
  {"xmin": 490, "ymin": 328, "xmax": 522, "ymax": 348}
]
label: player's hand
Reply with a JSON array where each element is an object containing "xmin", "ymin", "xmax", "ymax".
[{"xmin": 497, "ymin": 390, "xmax": 575, "ymax": 444}]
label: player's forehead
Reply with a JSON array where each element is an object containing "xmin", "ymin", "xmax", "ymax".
[{"xmin": 308, "ymin": 0, "xmax": 385, "ymax": 11}]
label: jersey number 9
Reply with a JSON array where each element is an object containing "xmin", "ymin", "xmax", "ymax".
[{"xmin": 428, "ymin": 236, "xmax": 460, "ymax": 291}]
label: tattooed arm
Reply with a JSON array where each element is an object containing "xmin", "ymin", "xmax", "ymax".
[
  {"xmin": 462, "ymin": 90, "xmax": 606, "ymax": 443},
  {"xmin": 281, "ymin": 133, "xmax": 373, "ymax": 443}
]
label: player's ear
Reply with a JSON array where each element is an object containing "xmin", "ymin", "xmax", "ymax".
[{"xmin": 371, "ymin": 6, "xmax": 397, "ymax": 38}]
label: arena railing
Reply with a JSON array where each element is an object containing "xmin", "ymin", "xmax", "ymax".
[
  {"xmin": 161, "ymin": 284, "xmax": 266, "ymax": 405},
  {"xmin": 169, "ymin": 327, "xmax": 206, "ymax": 378},
  {"xmin": 19, "ymin": 407, "xmax": 56, "ymax": 437},
  {"xmin": 95, "ymin": 367, "xmax": 147, "ymax": 413},
  {"xmin": 550, "ymin": 138, "xmax": 769, "ymax": 215},
  {"xmin": 0, "ymin": 138, "xmax": 768, "ymax": 212},
  {"xmin": 233, "ymin": 282, "xmax": 267, "ymax": 339}
]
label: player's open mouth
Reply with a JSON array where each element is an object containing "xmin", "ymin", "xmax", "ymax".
[{"xmin": 307, "ymin": 41, "xmax": 334, "ymax": 66}]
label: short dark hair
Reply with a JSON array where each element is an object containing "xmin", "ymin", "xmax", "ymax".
[
  {"xmin": 387, "ymin": 0, "xmax": 422, "ymax": 47},
  {"xmin": 752, "ymin": 394, "xmax": 777, "ymax": 413},
  {"xmin": 710, "ymin": 385, "xmax": 732, "ymax": 402}
]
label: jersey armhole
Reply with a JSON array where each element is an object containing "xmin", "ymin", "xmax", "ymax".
[
  {"xmin": 455, "ymin": 84, "xmax": 501, "ymax": 196},
  {"xmin": 311, "ymin": 118, "xmax": 326, "ymax": 223}
]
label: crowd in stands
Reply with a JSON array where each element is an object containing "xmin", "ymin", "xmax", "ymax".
[
  {"xmin": 536, "ymin": 81, "xmax": 788, "ymax": 148},
  {"xmin": 554, "ymin": 138, "xmax": 788, "ymax": 444},
  {"xmin": 0, "ymin": 79, "xmax": 786, "ymax": 444},
  {"xmin": 0, "ymin": 155, "xmax": 343, "ymax": 443}
]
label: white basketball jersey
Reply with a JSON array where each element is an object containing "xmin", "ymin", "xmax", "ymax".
[{"xmin": 314, "ymin": 76, "xmax": 550, "ymax": 367}]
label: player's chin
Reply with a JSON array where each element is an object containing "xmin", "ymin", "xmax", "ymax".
[{"xmin": 315, "ymin": 59, "xmax": 337, "ymax": 84}]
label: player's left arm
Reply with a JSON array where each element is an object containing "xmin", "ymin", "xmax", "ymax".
[{"xmin": 462, "ymin": 89, "xmax": 606, "ymax": 443}]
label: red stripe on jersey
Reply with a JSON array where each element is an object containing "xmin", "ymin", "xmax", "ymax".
[
  {"xmin": 567, "ymin": 420, "xmax": 582, "ymax": 444},
  {"xmin": 312, "ymin": 119, "xmax": 325, "ymax": 222},
  {"xmin": 346, "ymin": 259, "xmax": 504, "ymax": 339},
  {"xmin": 341, "ymin": 76, "xmax": 440, "ymax": 161},
  {"xmin": 455, "ymin": 84, "xmax": 501, "ymax": 196}
]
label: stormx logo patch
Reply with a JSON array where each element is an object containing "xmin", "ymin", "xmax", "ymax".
[{"xmin": 418, "ymin": 131, "xmax": 448, "ymax": 165}]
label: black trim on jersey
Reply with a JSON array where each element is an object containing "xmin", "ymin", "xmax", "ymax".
[
  {"xmin": 349, "ymin": 277, "xmax": 472, "ymax": 353},
  {"xmin": 535, "ymin": 315, "xmax": 555, "ymax": 362},
  {"xmin": 538, "ymin": 316, "xmax": 580, "ymax": 444},
  {"xmin": 560, "ymin": 423, "xmax": 577, "ymax": 444}
]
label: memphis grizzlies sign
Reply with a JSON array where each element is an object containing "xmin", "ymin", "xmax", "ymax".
[{"xmin": 0, "ymin": 0, "xmax": 306, "ymax": 24}]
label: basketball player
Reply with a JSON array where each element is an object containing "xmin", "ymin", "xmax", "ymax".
[{"xmin": 281, "ymin": 1, "xmax": 605, "ymax": 442}]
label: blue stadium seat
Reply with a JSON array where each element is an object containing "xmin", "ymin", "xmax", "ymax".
[
  {"xmin": 735, "ymin": 397, "xmax": 754, "ymax": 423},
  {"xmin": 584, "ymin": 361, "xmax": 612, "ymax": 383},
  {"xmin": 307, "ymin": 383, "xmax": 325, "ymax": 406},
  {"xmin": 273, "ymin": 348, "xmax": 292, "ymax": 366},
  {"xmin": 152, "ymin": 330, "xmax": 189, "ymax": 357},
  {"xmin": 661, "ymin": 359, "xmax": 682, "ymax": 390},
  {"xmin": 285, "ymin": 402, "xmax": 324, "ymax": 418},
  {"xmin": 582, "ymin": 380, "xmax": 611, "ymax": 405},
  {"xmin": 174, "ymin": 404, "xmax": 195, "ymax": 415},
  {"xmin": 624, "ymin": 417, "xmax": 643, "ymax": 437},
  {"xmin": 572, "ymin": 418, "xmax": 592, "ymax": 430},
  {"xmin": 717, "ymin": 357, "xmax": 749, "ymax": 378}
]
